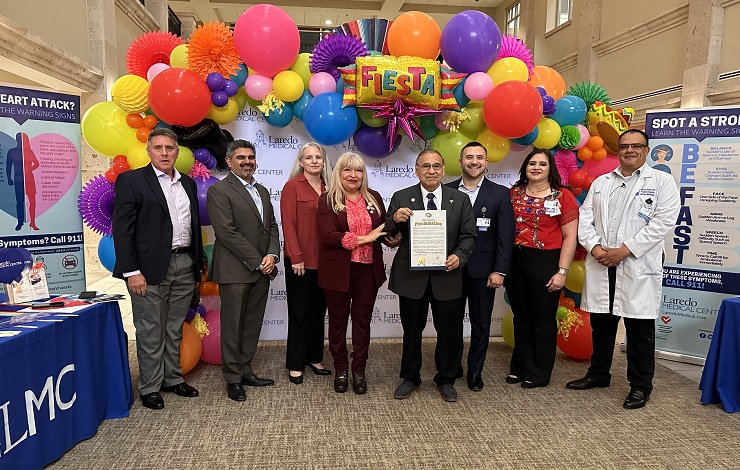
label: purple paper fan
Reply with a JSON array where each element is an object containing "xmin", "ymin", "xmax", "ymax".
[
  {"xmin": 310, "ymin": 33, "xmax": 369, "ymax": 81},
  {"xmin": 78, "ymin": 174, "xmax": 115, "ymax": 236}
]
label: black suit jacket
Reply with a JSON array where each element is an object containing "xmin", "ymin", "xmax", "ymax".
[
  {"xmin": 112, "ymin": 164, "xmax": 203, "ymax": 285},
  {"xmin": 384, "ymin": 183, "xmax": 476, "ymax": 301},
  {"xmin": 446, "ymin": 178, "xmax": 514, "ymax": 279}
]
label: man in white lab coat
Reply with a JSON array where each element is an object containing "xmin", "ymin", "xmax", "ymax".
[{"xmin": 566, "ymin": 129, "xmax": 680, "ymax": 410}]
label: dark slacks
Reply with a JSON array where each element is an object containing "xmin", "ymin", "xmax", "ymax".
[
  {"xmin": 587, "ymin": 266, "xmax": 656, "ymax": 393},
  {"xmin": 504, "ymin": 246, "xmax": 561, "ymax": 385},
  {"xmin": 219, "ymin": 276, "xmax": 269, "ymax": 384},
  {"xmin": 457, "ymin": 268, "xmax": 497, "ymax": 377},
  {"xmin": 284, "ymin": 258, "xmax": 327, "ymax": 371},
  {"xmin": 399, "ymin": 278, "xmax": 464, "ymax": 386},
  {"xmin": 323, "ymin": 262, "xmax": 378, "ymax": 373}
]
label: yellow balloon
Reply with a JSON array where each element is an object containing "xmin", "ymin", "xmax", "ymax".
[
  {"xmin": 459, "ymin": 101, "xmax": 486, "ymax": 138},
  {"xmin": 234, "ymin": 87, "xmax": 248, "ymax": 110},
  {"xmin": 487, "ymin": 57, "xmax": 529, "ymax": 86},
  {"xmin": 201, "ymin": 228, "xmax": 209, "ymax": 246},
  {"xmin": 358, "ymin": 108, "xmax": 387, "ymax": 127},
  {"xmin": 290, "ymin": 53, "xmax": 312, "ymax": 89},
  {"xmin": 126, "ymin": 143, "xmax": 150, "ymax": 169},
  {"xmin": 431, "ymin": 130, "xmax": 471, "ymax": 176},
  {"xmin": 532, "ymin": 118, "xmax": 562, "ymax": 150},
  {"xmin": 564, "ymin": 260, "xmax": 586, "ymax": 293},
  {"xmin": 272, "ymin": 70, "xmax": 304, "ymax": 102},
  {"xmin": 175, "ymin": 146, "xmax": 194, "ymax": 174},
  {"xmin": 170, "ymin": 44, "xmax": 188, "ymax": 69},
  {"xmin": 477, "ymin": 129, "xmax": 511, "ymax": 163},
  {"xmin": 82, "ymin": 101, "xmax": 140, "ymax": 157},
  {"xmin": 206, "ymin": 97, "xmax": 239, "ymax": 125},
  {"xmin": 501, "ymin": 311, "xmax": 514, "ymax": 348},
  {"xmin": 111, "ymin": 75, "xmax": 150, "ymax": 113}
]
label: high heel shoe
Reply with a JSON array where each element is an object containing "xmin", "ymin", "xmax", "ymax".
[
  {"xmin": 307, "ymin": 363, "xmax": 332, "ymax": 376},
  {"xmin": 288, "ymin": 372, "xmax": 303, "ymax": 384}
]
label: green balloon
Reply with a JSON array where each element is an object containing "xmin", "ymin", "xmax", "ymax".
[
  {"xmin": 501, "ymin": 311, "xmax": 515, "ymax": 348},
  {"xmin": 418, "ymin": 115, "xmax": 439, "ymax": 140},
  {"xmin": 358, "ymin": 108, "xmax": 387, "ymax": 127},
  {"xmin": 458, "ymin": 102, "xmax": 487, "ymax": 138},
  {"xmin": 556, "ymin": 306, "xmax": 570, "ymax": 320},
  {"xmin": 431, "ymin": 130, "xmax": 471, "ymax": 176}
]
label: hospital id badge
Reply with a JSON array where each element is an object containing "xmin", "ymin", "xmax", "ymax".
[
  {"xmin": 638, "ymin": 207, "xmax": 654, "ymax": 221},
  {"xmin": 477, "ymin": 217, "xmax": 491, "ymax": 231},
  {"xmin": 544, "ymin": 199, "xmax": 561, "ymax": 216}
]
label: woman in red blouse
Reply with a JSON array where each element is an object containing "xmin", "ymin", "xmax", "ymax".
[
  {"xmin": 504, "ymin": 148, "xmax": 578, "ymax": 388},
  {"xmin": 281, "ymin": 143, "xmax": 332, "ymax": 384},
  {"xmin": 316, "ymin": 153, "xmax": 390, "ymax": 395}
]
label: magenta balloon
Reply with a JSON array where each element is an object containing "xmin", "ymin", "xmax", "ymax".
[
  {"xmin": 200, "ymin": 310, "xmax": 222, "ymax": 365},
  {"xmin": 441, "ymin": 10, "xmax": 501, "ymax": 73},
  {"xmin": 233, "ymin": 5, "xmax": 300, "ymax": 78}
]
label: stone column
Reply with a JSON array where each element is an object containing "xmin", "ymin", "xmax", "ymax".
[
  {"xmin": 681, "ymin": 0, "xmax": 723, "ymax": 108},
  {"xmin": 177, "ymin": 12, "xmax": 198, "ymax": 40},
  {"xmin": 576, "ymin": 0, "xmax": 602, "ymax": 83},
  {"xmin": 518, "ymin": 0, "xmax": 535, "ymax": 56},
  {"xmin": 145, "ymin": 0, "xmax": 169, "ymax": 30}
]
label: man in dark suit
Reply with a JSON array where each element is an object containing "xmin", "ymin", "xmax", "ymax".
[
  {"xmin": 206, "ymin": 140, "xmax": 279, "ymax": 402},
  {"xmin": 113, "ymin": 128, "xmax": 203, "ymax": 410},
  {"xmin": 385, "ymin": 149, "xmax": 476, "ymax": 402},
  {"xmin": 447, "ymin": 142, "xmax": 514, "ymax": 392}
]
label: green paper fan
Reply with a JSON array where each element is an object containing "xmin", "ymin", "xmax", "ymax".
[
  {"xmin": 558, "ymin": 126, "xmax": 581, "ymax": 150},
  {"xmin": 567, "ymin": 81, "xmax": 611, "ymax": 109}
]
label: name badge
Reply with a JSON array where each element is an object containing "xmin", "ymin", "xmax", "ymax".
[
  {"xmin": 544, "ymin": 199, "xmax": 561, "ymax": 216},
  {"xmin": 639, "ymin": 188, "xmax": 656, "ymax": 197},
  {"xmin": 477, "ymin": 218, "xmax": 491, "ymax": 231},
  {"xmin": 638, "ymin": 206, "xmax": 654, "ymax": 221}
]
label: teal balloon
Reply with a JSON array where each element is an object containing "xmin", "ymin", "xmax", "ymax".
[
  {"xmin": 512, "ymin": 127, "xmax": 538, "ymax": 146},
  {"xmin": 419, "ymin": 115, "xmax": 439, "ymax": 140},
  {"xmin": 368, "ymin": 50, "xmax": 383, "ymax": 56},
  {"xmin": 453, "ymin": 78, "xmax": 470, "ymax": 108},
  {"xmin": 563, "ymin": 288, "xmax": 582, "ymax": 307},
  {"xmin": 293, "ymin": 90, "xmax": 313, "ymax": 122},
  {"xmin": 336, "ymin": 77, "xmax": 345, "ymax": 95},
  {"xmin": 230, "ymin": 64, "xmax": 249, "ymax": 87},
  {"xmin": 550, "ymin": 95, "xmax": 587, "ymax": 127},
  {"xmin": 265, "ymin": 102, "xmax": 294, "ymax": 128}
]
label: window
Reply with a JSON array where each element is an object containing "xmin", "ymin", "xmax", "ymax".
[
  {"xmin": 505, "ymin": 2, "xmax": 520, "ymax": 38},
  {"xmin": 555, "ymin": 0, "xmax": 573, "ymax": 28}
]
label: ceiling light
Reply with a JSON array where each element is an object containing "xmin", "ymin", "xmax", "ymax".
[{"xmin": 325, "ymin": 19, "xmax": 333, "ymax": 25}]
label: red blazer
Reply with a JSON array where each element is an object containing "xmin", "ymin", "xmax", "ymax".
[
  {"xmin": 316, "ymin": 189, "xmax": 387, "ymax": 293},
  {"xmin": 280, "ymin": 173, "xmax": 324, "ymax": 269}
]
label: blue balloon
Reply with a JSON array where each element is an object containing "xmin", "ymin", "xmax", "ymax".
[
  {"xmin": 512, "ymin": 127, "xmax": 539, "ymax": 146},
  {"xmin": 293, "ymin": 90, "xmax": 313, "ymax": 122},
  {"xmin": 336, "ymin": 77, "xmax": 345, "ymax": 95},
  {"xmin": 453, "ymin": 77, "xmax": 470, "ymax": 108},
  {"xmin": 230, "ymin": 64, "xmax": 249, "ymax": 87},
  {"xmin": 303, "ymin": 92, "xmax": 358, "ymax": 146},
  {"xmin": 550, "ymin": 95, "xmax": 587, "ymax": 127},
  {"xmin": 98, "ymin": 235, "xmax": 116, "ymax": 273},
  {"xmin": 264, "ymin": 103, "xmax": 294, "ymax": 128}
]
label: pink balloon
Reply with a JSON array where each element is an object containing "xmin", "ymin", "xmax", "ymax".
[
  {"xmin": 233, "ymin": 5, "xmax": 300, "ymax": 78},
  {"xmin": 434, "ymin": 111, "xmax": 451, "ymax": 131},
  {"xmin": 245, "ymin": 74, "xmax": 273, "ymax": 101},
  {"xmin": 308, "ymin": 72, "xmax": 336, "ymax": 96},
  {"xmin": 582, "ymin": 153, "xmax": 619, "ymax": 178},
  {"xmin": 147, "ymin": 63, "xmax": 170, "ymax": 82},
  {"xmin": 574, "ymin": 124, "xmax": 590, "ymax": 150},
  {"xmin": 200, "ymin": 310, "xmax": 222, "ymax": 365},
  {"xmin": 463, "ymin": 72, "xmax": 494, "ymax": 101},
  {"xmin": 200, "ymin": 294, "xmax": 220, "ymax": 312}
]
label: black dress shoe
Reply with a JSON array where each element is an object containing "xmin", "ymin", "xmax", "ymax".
[
  {"xmin": 241, "ymin": 375, "xmax": 275, "ymax": 387},
  {"xmin": 623, "ymin": 389, "xmax": 650, "ymax": 409},
  {"xmin": 141, "ymin": 392, "xmax": 164, "ymax": 410},
  {"xmin": 227, "ymin": 383, "xmax": 246, "ymax": 402},
  {"xmin": 307, "ymin": 363, "xmax": 332, "ymax": 376},
  {"xmin": 288, "ymin": 373, "xmax": 304, "ymax": 384},
  {"xmin": 505, "ymin": 375, "xmax": 523, "ymax": 385},
  {"xmin": 468, "ymin": 374, "xmax": 484, "ymax": 391},
  {"xmin": 161, "ymin": 382, "xmax": 199, "ymax": 397},
  {"xmin": 352, "ymin": 373, "xmax": 367, "ymax": 395},
  {"xmin": 334, "ymin": 371, "xmax": 348, "ymax": 393},
  {"xmin": 521, "ymin": 380, "xmax": 549, "ymax": 389},
  {"xmin": 566, "ymin": 375, "xmax": 609, "ymax": 390}
]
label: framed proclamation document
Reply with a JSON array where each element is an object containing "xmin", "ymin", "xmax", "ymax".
[{"xmin": 409, "ymin": 210, "xmax": 447, "ymax": 270}]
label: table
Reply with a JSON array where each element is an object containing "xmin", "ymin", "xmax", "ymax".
[
  {"xmin": 0, "ymin": 302, "xmax": 133, "ymax": 468},
  {"xmin": 699, "ymin": 297, "xmax": 740, "ymax": 413}
]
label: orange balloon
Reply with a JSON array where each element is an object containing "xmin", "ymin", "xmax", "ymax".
[
  {"xmin": 577, "ymin": 147, "xmax": 593, "ymax": 161},
  {"xmin": 586, "ymin": 136, "xmax": 604, "ymax": 152},
  {"xmin": 591, "ymin": 148, "xmax": 607, "ymax": 161},
  {"xmin": 180, "ymin": 322, "xmax": 202, "ymax": 375},
  {"xmin": 126, "ymin": 113, "xmax": 144, "ymax": 129},
  {"xmin": 529, "ymin": 66, "xmax": 566, "ymax": 99},
  {"xmin": 559, "ymin": 297, "xmax": 576, "ymax": 310},
  {"xmin": 136, "ymin": 127, "xmax": 152, "ymax": 143},
  {"xmin": 386, "ymin": 11, "xmax": 441, "ymax": 60},
  {"xmin": 143, "ymin": 115, "xmax": 159, "ymax": 130},
  {"xmin": 212, "ymin": 282, "xmax": 220, "ymax": 295},
  {"xmin": 199, "ymin": 283, "xmax": 211, "ymax": 296}
]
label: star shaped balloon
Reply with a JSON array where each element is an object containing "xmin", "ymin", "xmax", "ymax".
[{"xmin": 360, "ymin": 99, "xmax": 440, "ymax": 150}]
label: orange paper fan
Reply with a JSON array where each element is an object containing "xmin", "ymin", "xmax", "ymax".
[
  {"xmin": 187, "ymin": 21, "xmax": 240, "ymax": 79},
  {"xmin": 126, "ymin": 31, "xmax": 185, "ymax": 78}
]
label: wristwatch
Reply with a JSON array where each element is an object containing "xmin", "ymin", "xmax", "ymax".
[{"xmin": 557, "ymin": 267, "xmax": 569, "ymax": 275}]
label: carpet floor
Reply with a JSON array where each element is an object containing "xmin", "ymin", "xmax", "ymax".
[{"xmin": 47, "ymin": 339, "xmax": 739, "ymax": 469}]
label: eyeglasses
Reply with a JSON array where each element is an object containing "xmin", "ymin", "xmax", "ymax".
[
  {"xmin": 417, "ymin": 163, "xmax": 443, "ymax": 172},
  {"xmin": 617, "ymin": 143, "xmax": 648, "ymax": 151}
]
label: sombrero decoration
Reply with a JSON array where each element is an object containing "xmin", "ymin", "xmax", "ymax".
[
  {"xmin": 187, "ymin": 21, "xmax": 241, "ymax": 79},
  {"xmin": 587, "ymin": 101, "xmax": 635, "ymax": 154},
  {"xmin": 309, "ymin": 33, "xmax": 369, "ymax": 81},
  {"xmin": 77, "ymin": 174, "xmax": 115, "ymax": 236},
  {"xmin": 125, "ymin": 31, "xmax": 185, "ymax": 78},
  {"xmin": 334, "ymin": 18, "xmax": 393, "ymax": 54},
  {"xmin": 497, "ymin": 35, "xmax": 535, "ymax": 77}
]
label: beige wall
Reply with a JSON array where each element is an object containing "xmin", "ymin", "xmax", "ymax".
[
  {"xmin": 719, "ymin": 2, "xmax": 740, "ymax": 75},
  {"xmin": 601, "ymin": 0, "xmax": 686, "ymax": 39},
  {"xmin": 115, "ymin": 7, "xmax": 148, "ymax": 80},
  {"xmin": 531, "ymin": 0, "xmax": 578, "ymax": 67}
]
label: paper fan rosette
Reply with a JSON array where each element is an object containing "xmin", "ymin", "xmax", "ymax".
[
  {"xmin": 497, "ymin": 35, "xmax": 535, "ymax": 76},
  {"xmin": 78, "ymin": 174, "xmax": 115, "ymax": 236},
  {"xmin": 554, "ymin": 149, "xmax": 578, "ymax": 185},
  {"xmin": 126, "ymin": 31, "xmax": 185, "ymax": 78},
  {"xmin": 187, "ymin": 21, "xmax": 241, "ymax": 79},
  {"xmin": 567, "ymin": 81, "xmax": 611, "ymax": 109},
  {"xmin": 310, "ymin": 33, "xmax": 369, "ymax": 81}
]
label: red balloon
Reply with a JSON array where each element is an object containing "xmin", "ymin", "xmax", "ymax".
[
  {"xmin": 582, "ymin": 175, "xmax": 596, "ymax": 190},
  {"xmin": 557, "ymin": 309, "xmax": 593, "ymax": 360},
  {"xmin": 234, "ymin": 5, "xmax": 300, "ymax": 78},
  {"xmin": 112, "ymin": 160, "xmax": 130, "ymax": 174},
  {"xmin": 113, "ymin": 154, "xmax": 128, "ymax": 164},
  {"xmin": 483, "ymin": 81, "xmax": 543, "ymax": 139},
  {"xmin": 571, "ymin": 187, "xmax": 583, "ymax": 197},
  {"xmin": 201, "ymin": 310, "xmax": 222, "ymax": 365},
  {"xmin": 148, "ymin": 68, "xmax": 211, "ymax": 127},
  {"xmin": 105, "ymin": 168, "xmax": 118, "ymax": 183},
  {"xmin": 573, "ymin": 244, "xmax": 588, "ymax": 261},
  {"xmin": 569, "ymin": 170, "xmax": 586, "ymax": 187}
]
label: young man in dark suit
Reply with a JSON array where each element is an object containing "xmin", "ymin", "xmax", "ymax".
[
  {"xmin": 447, "ymin": 142, "xmax": 514, "ymax": 391},
  {"xmin": 112, "ymin": 128, "xmax": 203, "ymax": 410},
  {"xmin": 384, "ymin": 149, "xmax": 476, "ymax": 402}
]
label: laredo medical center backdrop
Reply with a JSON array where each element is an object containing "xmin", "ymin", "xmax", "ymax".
[
  {"xmin": 647, "ymin": 106, "xmax": 740, "ymax": 361},
  {"xmin": 224, "ymin": 108, "xmax": 526, "ymax": 340},
  {"xmin": 0, "ymin": 84, "xmax": 85, "ymax": 295}
]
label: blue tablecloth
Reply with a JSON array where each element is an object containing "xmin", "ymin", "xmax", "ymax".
[
  {"xmin": 699, "ymin": 297, "xmax": 740, "ymax": 413},
  {"xmin": 0, "ymin": 302, "xmax": 133, "ymax": 468}
]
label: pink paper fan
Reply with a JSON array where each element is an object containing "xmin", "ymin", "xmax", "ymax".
[
  {"xmin": 497, "ymin": 35, "xmax": 535, "ymax": 77},
  {"xmin": 310, "ymin": 33, "xmax": 369, "ymax": 81},
  {"xmin": 554, "ymin": 149, "xmax": 579, "ymax": 186},
  {"xmin": 126, "ymin": 31, "xmax": 185, "ymax": 78}
]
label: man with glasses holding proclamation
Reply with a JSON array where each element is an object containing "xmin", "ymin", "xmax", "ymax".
[
  {"xmin": 566, "ymin": 129, "xmax": 679, "ymax": 410},
  {"xmin": 384, "ymin": 149, "xmax": 476, "ymax": 403}
]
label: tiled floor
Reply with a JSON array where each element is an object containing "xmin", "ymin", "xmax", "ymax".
[{"xmin": 86, "ymin": 272, "xmax": 705, "ymax": 383}]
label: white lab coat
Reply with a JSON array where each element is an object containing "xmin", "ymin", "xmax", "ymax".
[{"xmin": 578, "ymin": 164, "xmax": 680, "ymax": 319}]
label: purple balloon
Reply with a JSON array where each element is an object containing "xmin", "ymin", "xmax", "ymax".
[
  {"xmin": 194, "ymin": 148, "xmax": 211, "ymax": 162},
  {"xmin": 204, "ymin": 156, "xmax": 217, "ymax": 169},
  {"xmin": 441, "ymin": 11, "xmax": 501, "ymax": 73},
  {"xmin": 211, "ymin": 90, "xmax": 229, "ymax": 107},
  {"xmin": 542, "ymin": 96, "xmax": 557, "ymax": 116},
  {"xmin": 196, "ymin": 176, "xmax": 219, "ymax": 225},
  {"xmin": 185, "ymin": 307, "xmax": 197, "ymax": 323},
  {"xmin": 353, "ymin": 123, "xmax": 401, "ymax": 159},
  {"xmin": 206, "ymin": 72, "xmax": 226, "ymax": 91},
  {"xmin": 536, "ymin": 86, "xmax": 547, "ymax": 96},
  {"xmin": 196, "ymin": 304, "xmax": 207, "ymax": 316},
  {"xmin": 223, "ymin": 80, "xmax": 239, "ymax": 97}
]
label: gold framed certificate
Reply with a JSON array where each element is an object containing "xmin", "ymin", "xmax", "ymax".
[{"xmin": 409, "ymin": 210, "xmax": 447, "ymax": 270}]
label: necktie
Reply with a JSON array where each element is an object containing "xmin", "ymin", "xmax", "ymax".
[{"xmin": 426, "ymin": 193, "xmax": 437, "ymax": 210}]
